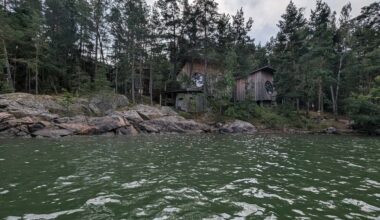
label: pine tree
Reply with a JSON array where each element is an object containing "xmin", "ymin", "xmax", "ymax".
[
  {"xmin": 0, "ymin": 0, "xmax": 15, "ymax": 92},
  {"xmin": 272, "ymin": 1, "xmax": 307, "ymax": 110},
  {"xmin": 194, "ymin": 0, "xmax": 218, "ymax": 102},
  {"xmin": 215, "ymin": 13, "xmax": 232, "ymax": 52},
  {"xmin": 157, "ymin": 0, "xmax": 181, "ymax": 80},
  {"xmin": 231, "ymin": 8, "xmax": 254, "ymax": 75},
  {"xmin": 330, "ymin": 3, "xmax": 352, "ymax": 118},
  {"xmin": 306, "ymin": 0, "xmax": 335, "ymax": 113}
]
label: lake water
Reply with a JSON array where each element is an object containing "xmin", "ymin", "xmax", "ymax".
[{"xmin": 0, "ymin": 134, "xmax": 379, "ymax": 219}]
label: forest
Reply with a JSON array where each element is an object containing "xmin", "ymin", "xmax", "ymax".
[{"xmin": 0, "ymin": 0, "xmax": 379, "ymax": 132}]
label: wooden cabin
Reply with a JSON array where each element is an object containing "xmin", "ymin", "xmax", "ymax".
[
  {"xmin": 177, "ymin": 59, "xmax": 222, "ymax": 92},
  {"xmin": 235, "ymin": 66, "xmax": 276, "ymax": 104},
  {"xmin": 168, "ymin": 59, "xmax": 222, "ymax": 112}
]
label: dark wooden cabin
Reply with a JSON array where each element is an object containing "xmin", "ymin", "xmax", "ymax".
[
  {"xmin": 165, "ymin": 59, "xmax": 222, "ymax": 112},
  {"xmin": 235, "ymin": 66, "xmax": 276, "ymax": 103}
]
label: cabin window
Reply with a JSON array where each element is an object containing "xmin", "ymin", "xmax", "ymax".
[
  {"xmin": 192, "ymin": 72, "xmax": 205, "ymax": 88},
  {"xmin": 265, "ymin": 81, "xmax": 274, "ymax": 95}
]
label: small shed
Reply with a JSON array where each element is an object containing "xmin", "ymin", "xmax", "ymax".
[
  {"xmin": 235, "ymin": 66, "xmax": 276, "ymax": 103},
  {"xmin": 166, "ymin": 89, "xmax": 205, "ymax": 113}
]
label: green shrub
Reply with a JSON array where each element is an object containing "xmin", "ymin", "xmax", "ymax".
[
  {"xmin": 224, "ymin": 101, "xmax": 313, "ymax": 129},
  {"xmin": 345, "ymin": 95, "xmax": 380, "ymax": 133},
  {"xmin": 178, "ymin": 111, "xmax": 193, "ymax": 120},
  {"xmin": 224, "ymin": 102, "xmax": 258, "ymax": 120},
  {"xmin": 0, "ymin": 81, "xmax": 13, "ymax": 94}
]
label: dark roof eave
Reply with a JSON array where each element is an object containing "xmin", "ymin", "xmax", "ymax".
[
  {"xmin": 235, "ymin": 66, "xmax": 276, "ymax": 80},
  {"xmin": 163, "ymin": 89, "xmax": 204, "ymax": 94}
]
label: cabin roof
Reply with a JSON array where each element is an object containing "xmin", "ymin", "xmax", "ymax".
[
  {"xmin": 235, "ymin": 66, "xmax": 276, "ymax": 80},
  {"xmin": 177, "ymin": 57, "xmax": 222, "ymax": 75},
  {"xmin": 163, "ymin": 88, "xmax": 204, "ymax": 94}
]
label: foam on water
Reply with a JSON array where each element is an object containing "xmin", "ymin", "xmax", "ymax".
[
  {"xmin": 122, "ymin": 179, "xmax": 148, "ymax": 189},
  {"xmin": 342, "ymin": 198, "xmax": 380, "ymax": 213},
  {"xmin": 233, "ymin": 202, "xmax": 265, "ymax": 217},
  {"xmin": 0, "ymin": 190, "xmax": 9, "ymax": 195},
  {"xmin": 85, "ymin": 194, "xmax": 121, "ymax": 206},
  {"xmin": 20, "ymin": 209, "xmax": 83, "ymax": 220}
]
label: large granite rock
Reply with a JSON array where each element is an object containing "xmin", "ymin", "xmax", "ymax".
[
  {"xmin": 56, "ymin": 123, "xmax": 97, "ymax": 135},
  {"xmin": 88, "ymin": 94, "xmax": 129, "ymax": 115},
  {"xmin": 0, "ymin": 93, "xmax": 264, "ymax": 138},
  {"xmin": 88, "ymin": 116, "xmax": 129, "ymax": 134},
  {"xmin": 116, "ymin": 126, "xmax": 139, "ymax": 136},
  {"xmin": 132, "ymin": 105, "xmax": 177, "ymax": 120},
  {"xmin": 0, "ymin": 93, "xmax": 62, "ymax": 120},
  {"xmin": 0, "ymin": 112, "xmax": 15, "ymax": 122},
  {"xmin": 56, "ymin": 115, "xmax": 132, "ymax": 135},
  {"xmin": 0, "ymin": 113, "xmax": 33, "ymax": 137},
  {"xmin": 139, "ymin": 116, "xmax": 210, "ymax": 133},
  {"xmin": 32, "ymin": 129, "xmax": 73, "ymax": 138},
  {"xmin": 325, "ymin": 127, "xmax": 338, "ymax": 134},
  {"xmin": 108, "ymin": 110, "xmax": 144, "ymax": 125},
  {"xmin": 219, "ymin": 120, "xmax": 257, "ymax": 134},
  {"xmin": 0, "ymin": 112, "xmax": 15, "ymax": 131},
  {"xmin": 54, "ymin": 115, "xmax": 89, "ymax": 124}
]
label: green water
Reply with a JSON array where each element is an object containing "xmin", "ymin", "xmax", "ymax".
[{"xmin": 0, "ymin": 135, "xmax": 379, "ymax": 219}]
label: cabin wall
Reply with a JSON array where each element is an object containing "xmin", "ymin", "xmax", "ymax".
[
  {"xmin": 235, "ymin": 71, "xmax": 275, "ymax": 102},
  {"xmin": 235, "ymin": 79, "xmax": 246, "ymax": 102},
  {"xmin": 175, "ymin": 93, "xmax": 205, "ymax": 113},
  {"xmin": 252, "ymin": 71, "xmax": 274, "ymax": 101}
]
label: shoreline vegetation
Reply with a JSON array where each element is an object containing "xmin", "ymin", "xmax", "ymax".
[
  {"xmin": 0, "ymin": 92, "xmax": 373, "ymax": 139},
  {"xmin": 0, "ymin": 0, "xmax": 379, "ymax": 136}
]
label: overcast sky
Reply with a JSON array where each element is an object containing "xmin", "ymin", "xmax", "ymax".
[{"xmin": 147, "ymin": 0, "xmax": 376, "ymax": 44}]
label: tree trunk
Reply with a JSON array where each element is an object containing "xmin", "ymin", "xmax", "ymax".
[
  {"xmin": 318, "ymin": 77, "xmax": 322, "ymax": 113},
  {"xmin": 79, "ymin": 26, "xmax": 83, "ymax": 59},
  {"xmin": 131, "ymin": 52, "xmax": 136, "ymax": 104},
  {"xmin": 98, "ymin": 29, "xmax": 105, "ymax": 63},
  {"xmin": 2, "ymin": 40, "xmax": 14, "ymax": 92},
  {"xmin": 93, "ymin": 2, "xmax": 100, "ymax": 83},
  {"xmin": 172, "ymin": 26, "xmax": 176, "ymax": 80},
  {"xmin": 35, "ymin": 43, "xmax": 39, "ymax": 95},
  {"xmin": 171, "ymin": 15, "xmax": 177, "ymax": 80},
  {"xmin": 94, "ymin": 28, "xmax": 99, "ymax": 83},
  {"xmin": 203, "ymin": 24, "xmax": 208, "ymax": 110},
  {"xmin": 13, "ymin": 46, "xmax": 17, "ymax": 90},
  {"xmin": 149, "ymin": 54, "xmax": 153, "ymax": 105},
  {"xmin": 28, "ymin": 68, "xmax": 31, "ymax": 93},
  {"xmin": 139, "ymin": 48, "xmax": 143, "ymax": 103},
  {"xmin": 334, "ymin": 53, "xmax": 344, "ymax": 119},
  {"xmin": 139, "ymin": 59, "xmax": 143, "ymax": 103},
  {"xmin": 330, "ymin": 85, "xmax": 336, "ymax": 115},
  {"xmin": 115, "ymin": 65, "xmax": 118, "ymax": 94}
]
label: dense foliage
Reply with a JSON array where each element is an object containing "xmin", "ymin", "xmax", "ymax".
[
  {"xmin": 0, "ymin": 0, "xmax": 379, "ymax": 131},
  {"xmin": 0, "ymin": 0, "xmax": 256, "ymax": 97},
  {"xmin": 268, "ymin": 1, "xmax": 380, "ymax": 132}
]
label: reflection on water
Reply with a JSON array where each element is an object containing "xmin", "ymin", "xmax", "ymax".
[{"xmin": 0, "ymin": 134, "xmax": 379, "ymax": 219}]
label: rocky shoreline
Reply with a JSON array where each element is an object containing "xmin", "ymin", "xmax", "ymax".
[{"xmin": 0, "ymin": 93, "xmax": 257, "ymax": 138}]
